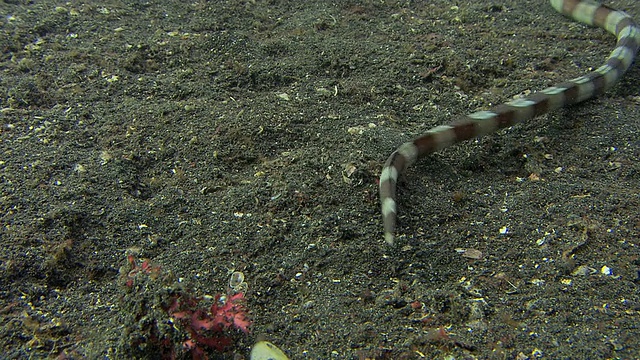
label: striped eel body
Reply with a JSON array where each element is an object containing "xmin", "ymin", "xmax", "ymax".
[{"xmin": 379, "ymin": 0, "xmax": 640, "ymax": 245}]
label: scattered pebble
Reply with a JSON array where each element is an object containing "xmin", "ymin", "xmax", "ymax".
[
  {"xmin": 276, "ymin": 93, "xmax": 290, "ymax": 101},
  {"xmin": 601, "ymin": 265, "xmax": 612, "ymax": 276},
  {"xmin": 530, "ymin": 279, "xmax": 545, "ymax": 286},
  {"xmin": 455, "ymin": 248, "xmax": 483, "ymax": 260},
  {"xmin": 571, "ymin": 265, "xmax": 596, "ymax": 276}
]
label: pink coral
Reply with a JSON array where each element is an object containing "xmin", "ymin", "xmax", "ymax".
[
  {"xmin": 168, "ymin": 292, "xmax": 251, "ymax": 359},
  {"xmin": 121, "ymin": 256, "xmax": 251, "ymax": 359},
  {"xmin": 124, "ymin": 255, "xmax": 161, "ymax": 288}
]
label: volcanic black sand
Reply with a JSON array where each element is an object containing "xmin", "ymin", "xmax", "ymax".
[{"xmin": 1, "ymin": 0, "xmax": 639, "ymax": 358}]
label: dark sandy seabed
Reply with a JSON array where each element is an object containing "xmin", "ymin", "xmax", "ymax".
[{"xmin": 1, "ymin": 0, "xmax": 640, "ymax": 359}]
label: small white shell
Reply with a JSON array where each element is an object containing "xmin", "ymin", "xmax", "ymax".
[{"xmin": 250, "ymin": 341, "xmax": 289, "ymax": 360}]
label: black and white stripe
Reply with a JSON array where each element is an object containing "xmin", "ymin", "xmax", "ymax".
[{"xmin": 380, "ymin": 0, "xmax": 640, "ymax": 245}]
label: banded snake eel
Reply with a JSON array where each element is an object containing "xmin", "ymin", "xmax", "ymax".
[{"xmin": 379, "ymin": 0, "xmax": 640, "ymax": 245}]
